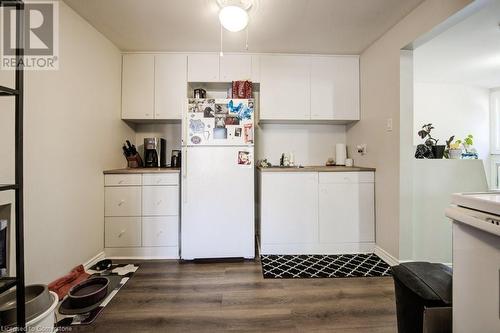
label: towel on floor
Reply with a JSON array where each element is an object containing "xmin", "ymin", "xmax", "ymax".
[{"xmin": 48, "ymin": 265, "xmax": 89, "ymax": 299}]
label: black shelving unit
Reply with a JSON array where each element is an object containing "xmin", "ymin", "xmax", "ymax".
[{"xmin": 0, "ymin": 0, "xmax": 26, "ymax": 330}]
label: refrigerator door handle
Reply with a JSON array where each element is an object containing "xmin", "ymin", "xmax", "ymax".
[{"xmin": 182, "ymin": 148, "xmax": 187, "ymax": 203}]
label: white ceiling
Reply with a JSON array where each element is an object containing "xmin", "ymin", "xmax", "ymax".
[
  {"xmin": 414, "ymin": 1, "xmax": 500, "ymax": 89},
  {"xmin": 63, "ymin": 0, "xmax": 424, "ymax": 54}
]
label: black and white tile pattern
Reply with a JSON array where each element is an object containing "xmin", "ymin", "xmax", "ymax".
[{"xmin": 261, "ymin": 254, "xmax": 391, "ymax": 279}]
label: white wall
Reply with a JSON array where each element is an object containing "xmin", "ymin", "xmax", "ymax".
[
  {"xmin": 1, "ymin": 2, "xmax": 135, "ymax": 284},
  {"xmin": 413, "ymin": 82, "xmax": 490, "ymax": 161},
  {"xmin": 256, "ymin": 124, "xmax": 346, "ymax": 166},
  {"xmin": 346, "ymin": 0, "xmax": 473, "ymax": 260}
]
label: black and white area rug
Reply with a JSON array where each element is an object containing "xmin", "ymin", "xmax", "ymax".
[{"xmin": 261, "ymin": 254, "xmax": 391, "ymax": 279}]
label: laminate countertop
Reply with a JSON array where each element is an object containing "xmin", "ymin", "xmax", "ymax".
[
  {"xmin": 257, "ymin": 166, "xmax": 376, "ymax": 172},
  {"xmin": 103, "ymin": 168, "xmax": 180, "ymax": 174}
]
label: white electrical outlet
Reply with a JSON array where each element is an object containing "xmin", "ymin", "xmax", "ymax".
[{"xmin": 357, "ymin": 144, "xmax": 367, "ymax": 155}]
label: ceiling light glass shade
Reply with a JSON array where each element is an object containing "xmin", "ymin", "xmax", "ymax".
[{"xmin": 219, "ymin": 5, "xmax": 249, "ymax": 32}]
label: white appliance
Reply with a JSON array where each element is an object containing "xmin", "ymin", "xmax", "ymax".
[
  {"xmin": 181, "ymin": 98, "xmax": 255, "ymax": 260},
  {"xmin": 446, "ymin": 192, "xmax": 500, "ymax": 333}
]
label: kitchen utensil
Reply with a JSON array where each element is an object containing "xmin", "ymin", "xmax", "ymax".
[{"xmin": 68, "ymin": 277, "xmax": 109, "ymax": 309}]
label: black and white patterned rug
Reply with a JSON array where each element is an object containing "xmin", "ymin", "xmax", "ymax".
[{"xmin": 261, "ymin": 253, "xmax": 391, "ymax": 279}]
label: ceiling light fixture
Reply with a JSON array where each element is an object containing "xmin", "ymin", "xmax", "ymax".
[{"xmin": 217, "ymin": 0, "xmax": 252, "ymax": 32}]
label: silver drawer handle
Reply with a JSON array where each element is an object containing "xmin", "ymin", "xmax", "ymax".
[
  {"xmin": 118, "ymin": 180, "xmax": 125, "ymax": 184},
  {"xmin": 118, "ymin": 200, "xmax": 125, "ymax": 206},
  {"xmin": 118, "ymin": 230, "xmax": 126, "ymax": 238}
]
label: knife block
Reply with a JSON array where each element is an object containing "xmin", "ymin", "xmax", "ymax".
[{"xmin": 126, "ymin": 154, "xmax": 143, "ymax": 168}]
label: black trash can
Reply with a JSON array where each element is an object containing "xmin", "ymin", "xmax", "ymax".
[{"xmin": 391, "ymin": 262, "xmax": 452, "ymax": 333}]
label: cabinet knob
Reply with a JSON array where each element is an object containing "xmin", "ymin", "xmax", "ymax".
[
  {"xmin": 118, "ymin": 180, "xmax": 125, "ymax": 184},
  {"xmin": 118, "ymin": 200, "xmax": 125, "ymax": 206},
  {"xmin": 118, "ymin": 230, "xmax": 126, "ymax": 238},
  {"xmin": 156, "ymin": 179, "xmax": 162, "ymax": 184},
  {"xmin": 156, "ymin": 200, "xmax": 162, "ymax": 205}
]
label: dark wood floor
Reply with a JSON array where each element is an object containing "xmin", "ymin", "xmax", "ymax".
[{"xmin": 74, "ymin": 260, "xmax": 397, "ymax": 333}]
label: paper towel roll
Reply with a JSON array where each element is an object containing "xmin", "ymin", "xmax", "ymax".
[{"xmin": 336, "ymin": 143, "xmax": 347, "ymax": 166}]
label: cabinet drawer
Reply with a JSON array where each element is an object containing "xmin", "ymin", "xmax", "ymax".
[
  {"xmin": 105, "ymin": 174, "xmax": 142, "ymax": 186},
  {"xmin": 105, "ymin": 217, "xmax": 141, "ymax": 247},
  {"xmin": 319, "ymin": 172, "xmax": 374, "ymax": 184},
  {"xmin": 105, "ymin": 187, "xmax": 141, "ymax": 216},
  {"xmin": 142, "ymin": 186, "xmax": 179, "ymax": 216},
  {"xmin": 142, "ymin": 216, "xmax": 179, "ymax": 247},
  {"xmin": 142, "ymin": 173, "xmax": 179, "ymax": 186}
]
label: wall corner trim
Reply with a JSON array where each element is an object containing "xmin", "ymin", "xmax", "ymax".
[
  {"xmin": 83, "ymin": 251, "xmax": 106, "ymax": 271},
  {"xmin": 374, "ymin": 245, "xmax": 399, "ymax": 266}
]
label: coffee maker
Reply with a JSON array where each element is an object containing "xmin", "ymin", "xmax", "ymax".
[{"xmin": 144, "ymin": 138, "xmax": 167, "ymax": 168}]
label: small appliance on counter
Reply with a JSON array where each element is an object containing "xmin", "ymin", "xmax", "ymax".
[
  {"xmin": 122, "ymin": 140, "xmax": 143, "ymax": 168},
  {"xmin": 335, "ymin": 143, "xmax": 347, "ymax": 166},
  {"xmin": 144, "ymin": 137, "xmax": 167, "ymax": 168},
  {"xmin": 171, "ymin": 150, "xmax": 181, "ymax": 168},
  {"xmin": 193, "ymin": 88, "xmax": 206, "ymax": 99}
]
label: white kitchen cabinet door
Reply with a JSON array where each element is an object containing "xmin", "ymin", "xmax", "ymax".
[
  {"xmin": 318, "ymin": 173, "xmax": 374, "ymax": 244},
  {"xmin": 122, "ymin": 54, "xmax": 154, "ymax": 119},
  {"xmin": 261, "ymin": 172, "xmax": 318, "ymax": 244},
  {"xmin": 259, "ymin": 55, "xmax": 311, "ymax": 120},
  {"xmin": 142, "ymin": 186, "xmax": 179, "ymax": 216},
  {"xmin": 187, "ymin": 54, "xmax": 219, "ymax": 82},
  {"xmin": 311, "ymin": 56, "xmax": 359, "ymax": 121},
  {"xmin": 142, "ymin": 216, "xmax": 179, "ymax": 247},
  {"xmin": 219, "ymin": 54, "xmax": 252, "ymax": 82},
  {"xmin": 105, "ymin": 217, "xmax": 142, "ymax": 247},
  {"xmin": 155, "ymin": 54, "xmax": 187, "ymax": 120},
  {"xmin": 105, "ymin": 187, "xmax": 142, "ymax": 217}
]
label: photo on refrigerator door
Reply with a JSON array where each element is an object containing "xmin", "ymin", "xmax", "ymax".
[
  {"xmin": 215, "ymin": 115, "xmax": 226, "ymax": 128},
  {"xmin": 234, "ymin": 128, "xmax": 242, "ymax": 137},
  {"xmin": 238, "ymin": 151, "xmax": 252, "ymax": 166},
  {"xmin": 228, "ymin": 100, "xmax": 253, "ymax": 121},
  {"xmin": 243, "ymin": 124, "xmax": 254, "ymax": 144},
  {"xmin": 214, "ymin": 128, "xmax": 228, "ymax": 139}
]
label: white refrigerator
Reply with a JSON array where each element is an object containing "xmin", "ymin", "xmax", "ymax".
[{"xmin": 181, "ymin": 98, "xmax": 255, "ymax": 260}]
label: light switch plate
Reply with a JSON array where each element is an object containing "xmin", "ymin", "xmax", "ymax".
[{"xmin": 387, "ymin": 118, "xmax": 393, "ymax": 132}]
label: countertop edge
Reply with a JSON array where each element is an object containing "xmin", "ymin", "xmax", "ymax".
[
  {"xmin": 256, "ymin": 166, "xmax": 376, "ymax": 172},
  {"xmin": 104, "ymin": 168, "xmax": 181, "ymax": 174}
]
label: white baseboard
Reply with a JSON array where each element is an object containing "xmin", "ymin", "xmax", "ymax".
[
  {"xmin": 374, "ymin": 245, "xmax": 399, "ymax": 266},
  {"xmin": 83, "ymin": 251, "xmax": 105, "ymax": 270},
  {"xmin": 260, "ymin": 242, "xmax": 375, "ymax": 255}
]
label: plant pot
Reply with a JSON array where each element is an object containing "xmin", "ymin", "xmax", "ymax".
[
  {"xmin": 431, "ymin": 145, "xmax": 446, "ymax": 159},
  {"xmin": 448, "ymin": 149, "xmax": 462, "ymax": 159}
]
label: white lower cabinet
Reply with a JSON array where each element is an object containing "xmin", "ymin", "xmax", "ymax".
[
  {"xmin": 261, "ymin": 173, "xmax": 318, "ymax": 244},
  {"xmin": 318, "ymin": 173, "xmax": 375, "ymax": 244},
  {"xmin": 105, "ymin": 217, "xmax": 141, "ymax": 248},
  {"xmin": 142, "ymin": 186, "xmax": 179, "ymax": 216},
  {"xmin": 104, "ymin": 173, "xmax": 180, "ymax": 258},
  {"xmin": 260, "ymin": 171, "xmax": 375, "ymax": 254},
  {"xmin": 142, "ymin": 216, "xmax": 178, "ymax": 247}
]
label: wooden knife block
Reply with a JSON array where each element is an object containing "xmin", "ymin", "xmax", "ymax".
[{"xmin": 126, "ymin": 154, "xmax": 143, "ymax": 168}]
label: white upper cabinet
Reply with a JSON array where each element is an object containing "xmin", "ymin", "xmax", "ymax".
[
  {"xmin": 310, "ymin": 56, "xmax": 359, "ymax": 121},
  {"xmin": 219, "ymin": 54, "xmax": 252, "ymax": 82},
  {"xmin": 122, "ymin": 54, "xmax": 155, "ymax": 120},
  {"xmin": 155, "ymin": 54, "xmax": 187, "ymax": 120},
  {"xmin": 187, "ymin": 54, "xmax": 219, "ymax": 82},
  {"xmin": 259, "ymin": 55, "xmax": 311, "ymax": 120}
]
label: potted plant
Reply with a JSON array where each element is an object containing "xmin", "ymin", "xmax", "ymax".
[
  {"xmin": 463, "ymin": 134, "xmax": 474, "ymax": 152},
  {"xmin": 446, "ymin": 136, "xmax": 463, "ymax": 159},
  {"xmin": 417, "ymin": 124, "xmax": 445, "ymax": 159}
]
